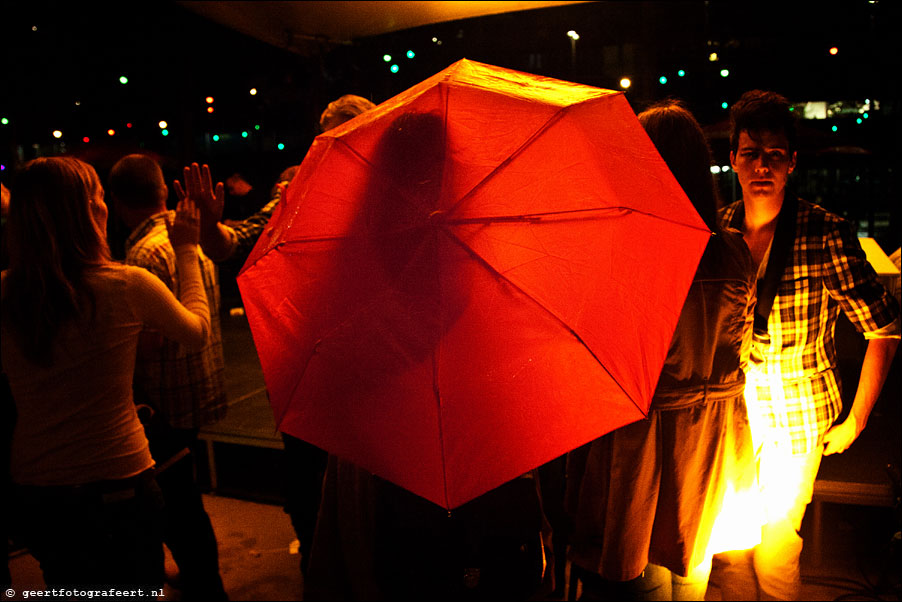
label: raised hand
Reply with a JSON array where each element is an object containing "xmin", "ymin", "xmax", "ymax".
[
  {"xmin": 174, "ymin": 162, "xmax": 225, "ymax": 227},
  {"xmin": 165, "ymin": 197, "xmax": 201, "ymax": 248}
]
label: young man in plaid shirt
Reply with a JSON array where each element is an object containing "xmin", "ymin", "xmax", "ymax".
[
  {"xmin": 111, "ymin": 154, "xmax": 228, "ymax": 599},
  {"xmin": 712, "ymin": 90, "xmax": 900, "ymax": 600}
]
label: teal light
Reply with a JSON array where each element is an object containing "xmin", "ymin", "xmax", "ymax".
[
  {"xmin": 161, "ymin": 129, "xmax": 169, "ymax": 136},
  {"xmin": 383, "ymin": 54, "xmax": 392, "ymax": 62},
  {"xmin": 241, "ymin": 131, "xmax": 249, "ymax": 138},
  {"xmin": 677, "ymin": 69, "xmax": 686, "ymax": 77},
  {"xmin": 277, "ymin": 143, "xmax": 285, "ymax": 150},
  {"xmin": 863, "ymin": 112, "xmax": 869, "ymax": 119},
  {"xmin": 831, "ymin": 125, "xmax": 838, "ymax": 132},
  {"xmin": 659, "ymin": 76, "xmax": 668, "ymax": 84},
  {"xmin": 721, "ymin": 102, "xmax": 729, "ymax": 109},
  {"xmin": 213, "ymin": 134, "xmax": 220, "ymax": 142},
  {"xmin": 119, "ymin": 75, "xmax": 128, "ymax": 84},
  {"xmin": 390, "ymin": 64, "xmax": 399, "ymax": 74},
  {"xmin": 856, "ymin": 118, "xmax": 862, "ymax": 124},
  {"xmin": 406, "ymin": 50, "xmax": 415, "ymax": 59}
]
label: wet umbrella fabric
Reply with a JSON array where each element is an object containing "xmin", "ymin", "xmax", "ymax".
[{"xmin": 237, "ymin": 59, "xmax": 711, "ymax": 509}]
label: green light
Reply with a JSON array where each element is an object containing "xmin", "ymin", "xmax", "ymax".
[
  {"xmin": 383, "ymin": 54, "xmax": 392, "ymax": 62},
  {"xmin": 831, "ymin": 125, "xmax": 838, "ymax": 132},
  {"xmin": 659, "ymin": 76, "xmax": 668, "ymax": 84},
  {"xmin": 406, "ymin": 50, "xmax": 415, "ymax": 59},
  {"xmin": 242, "ymin": 131, "xmax": 248, "ymax": 138},
  {"xmin": 161, "ymin": 129, "xmax": 169, "ymax": 136},
  {"xmin": 254, "ymin": 124, "xmax": 261, "ymax": 130},
  {"xmin": 677, "ymin": 69, "xmax": 686, "ymax": 77},
  {"xmin": 277, "ymin": 143, "xmax": 285, "ymax": 150},
  {"xmin": 213, "ymin": 134, "xmax": 220, "ymax": 142},
  {"xmin": 390, "ymin": 64, "xmax": 399, "ymax": 73},
  {"xmin": 789, "ymin": 107, "xmax": 794, "ymax": 111},
  {"xmin": 0, "ymin": 117, "xmax": 8, "ymax": 125},
  {"xmin": 856, "ymin": 118, "xmax": 862, "ymax": 124},
  {"xmin": 119, "ymin": 75, "xmax": 128, "ymax": 84},
  {"xmin": 720, "ymin": 69, "xmax": 729, "ymax": 78},
  {"xmin": 863, "ymin": 112, "xmax": 869, "ymax": 119},
  {"xmin": 721, "ymin": 102, "xmax": 729, "ymax": 109}
]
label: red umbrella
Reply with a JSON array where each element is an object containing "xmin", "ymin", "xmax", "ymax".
[{"xmin": 237, "ymin": 59, "xmax": 710, "ymax": 509}]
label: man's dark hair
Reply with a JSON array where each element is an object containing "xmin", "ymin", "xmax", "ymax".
[
  {"xmin": 108, "ymin": 154, "xmax": 166, "ymax": 210},
  {"xmin": 729, "ymin": 90, "xmax": 797, "ymax": 154}
]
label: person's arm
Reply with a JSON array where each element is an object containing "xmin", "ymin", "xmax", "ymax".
[
  {"xmin": 821, "ymin": 215, "xmax": 900, "ymax": 454},
  {"xmin": 823, "ymin": 336, "xmax": 898, "ymax": 455},
  {"xmin": 129, "ymin": 199, "xmax": 210, "ymax": 350},
  {"xmin": 174, "ymin": 162, "xmax": 236, "ymax": 262}
]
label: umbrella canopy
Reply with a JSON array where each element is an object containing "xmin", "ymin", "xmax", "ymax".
[{"xmin": 237, "ymin": 59, "xmax": 711, "ymax": 509}]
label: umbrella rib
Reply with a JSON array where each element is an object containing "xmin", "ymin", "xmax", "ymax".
[
  {"xmin": 438, "ymin": 227, "xmax": 648, "ymax": 417},
  {"xmin": 444, "ymin": 105, "xmax": 570, "ymax": 218},
  {"xmin": 444, "ymin": 206, "xmax": 712, "ymax": 232}
]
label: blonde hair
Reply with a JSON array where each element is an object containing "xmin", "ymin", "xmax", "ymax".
[{"xmin": 4, "ymin": 156, "xmax": 110, "ymax": 364}]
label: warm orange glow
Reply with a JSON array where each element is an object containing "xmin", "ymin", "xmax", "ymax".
[
  {"xmin": 619, "ymin": 77, "xmax": 631, "ymax": 89},
  {"xmin": 829, "ymin": 46, "xmax": 839, "ymax": 55},
  {"xmin": 107, "ymin": 129, "xmax": 116, "ymax": 136},
  {"xmin": 206, "ymin": 96, "xmax": 214, "ymax": 103},
  {"xmin": 207, "ymin": 107, "xmax": 215, "ymax": 114}
]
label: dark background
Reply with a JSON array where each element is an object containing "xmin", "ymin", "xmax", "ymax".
[{"xmin": 2, "ymin": 1, "xmax": 900, "ymax": 253}]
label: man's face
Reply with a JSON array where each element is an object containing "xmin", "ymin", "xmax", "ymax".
[{"xmin": 730, "ymin": 129, "xmax": 797, "ymax": 203}]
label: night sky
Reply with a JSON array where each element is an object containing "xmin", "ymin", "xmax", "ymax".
[{"xmin": 2, "ymin": 1, "xmax": 899, "ymax": 249}]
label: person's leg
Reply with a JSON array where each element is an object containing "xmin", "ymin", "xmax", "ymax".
[
  {"xmin": 709, "ymin": 549, "xmax": 758, "ymax": 600},
  {"xmin": 752, "ymin": 444, "xmax": 822, "ymax": 601},
  {"xmin": 281, "ymin": 432, "xmax": 328, "ymax": 574},
  {"xmin": 156, "ymin": 427, "xmax": 228, "ymax": 599},
  {"xmin": 670, "ymin": 558, "xmax": 712, "ymax": 601}
]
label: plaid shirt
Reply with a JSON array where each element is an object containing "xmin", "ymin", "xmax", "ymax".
[
  {"xmin": 721, "ymin": 197, "xmax": 900, "ymax": 455},
  {"xmin": 227, "ymin": 184, "xmax": 285, "ymax": 261},
  {"xmin": 125, "ymin": 212, "xmax": 227, "ymax": 429}
]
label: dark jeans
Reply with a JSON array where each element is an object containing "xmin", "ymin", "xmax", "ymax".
[
  {"xmin": 281, "ymin": 432, "xmax": 328, "ymax": 573},
  {"xmin": 149, "ymin": 426, "xmax": 228, "ymax": 600},
  {"xmin": 12, "ymin": 470, "xmax": 164, "ymax": 593}
]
